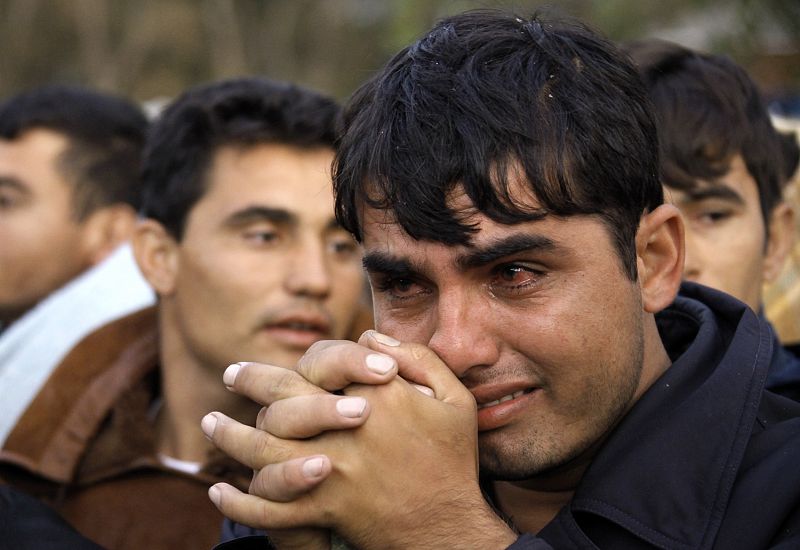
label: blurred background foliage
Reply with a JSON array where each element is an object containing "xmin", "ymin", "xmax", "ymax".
[{"xmin": 0, "ymin": 0, "xmax": 798, "ymax": 109}]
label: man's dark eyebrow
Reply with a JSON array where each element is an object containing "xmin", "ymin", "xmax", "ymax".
[
  {"xmin": 682, "ymin": 185, "xmax": 745, "ymax": 205},
  {"xmin": 362, "ymin": 234, "xmax": 559, "ymax": 275},
  {"xmin": 224, "ymin": 206, "xmax": 296, "ymax": 227},
  {"xmin": 458, "ymin": 234, "xmax": 558, "ymax": 270},
  {"xmin": 362, "ymin": 252, "xmax": 416, "ymax": 277}
]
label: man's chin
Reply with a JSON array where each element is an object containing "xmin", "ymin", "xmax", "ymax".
[{"xmin": 478, "ymin": 437, "xmax": 575, "ymax": 482}]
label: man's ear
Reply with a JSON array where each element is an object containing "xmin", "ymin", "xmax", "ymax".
[
  {"xmin": 132, "ymin": 219, "xmax": 180, "ymax": 296},
  {"xmin": 635, "ymin": 203, "xmax": 684, "ymax": 313},
  {"xmin": 763, "ymin": 201, "xmax": 795, "ymax": 283},
  {"xmin": 79, "ymin": 204, "xmax": 138, "ymax": 266}
]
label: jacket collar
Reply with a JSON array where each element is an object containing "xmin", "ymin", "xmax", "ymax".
[
  {"xmin": 0, "ymin": 308, "xmax": 159, "ymax": 482},
  {"xmin": 1, "ymin": 306, "xmax": 251, "ymax": 490}
]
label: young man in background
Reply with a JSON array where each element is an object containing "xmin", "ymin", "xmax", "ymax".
[
  {"xmin": 0, "ymin": 77, "xmax": 368, "ymax": 550},
  {"xmin": 0, "ymin": 85, "xmax": 154, "ymax": 444},
  {"xmin": 625, "ymin": 39, "xmax": 800, "ymax": 400}
]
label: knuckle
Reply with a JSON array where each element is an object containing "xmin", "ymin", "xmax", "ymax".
[
  {"xmin": 303, "ymin": 339, "xmax": 329, "ymax": 356},
  {"xmin": 269, "ymin": 367, "xmax": 301, "ymax": 400},
  {"xmin": 298, "ymin": 340, "xmax": 340, "ymax": 370},
  {"xmin": 250, "ymin": 432, "xmax": 269, "ymax": 462},
  {"xmin": 299, "ymin": 341, "xmax": 355, "ymax": 386},
  {"xmin": 249, "ymin": 431, "xmax": 277, "ymax": 466},
  {"xmin": 407, "ymin": 342, "xmax": 438, "ymax": 363}
]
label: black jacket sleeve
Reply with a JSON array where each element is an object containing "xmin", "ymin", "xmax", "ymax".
[{"xmin": 0, "ymin": 485, "xmax": 105, "ymax": 550}]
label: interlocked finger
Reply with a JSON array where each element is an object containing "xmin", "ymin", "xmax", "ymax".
[
  {"xmin": 296, "ymin": 339, "xmax": 397, "ymax": 391},
  {"xmin": 202, "ymin": 412, "xmax": 296, "ymax": 470},
  {"xmin": 248, "ymin": 455, "xmax": 332, "ymax": 502},
  {"xmin": 257, "ymin": 394, "xmax": 370, "ymax": 438},
  {"xmin": 223, "ymin": 362, "xmax": 328, "ymax": 405}
]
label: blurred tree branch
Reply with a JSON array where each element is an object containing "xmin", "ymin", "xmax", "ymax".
[{"xmin": 0, "ymin": 0, "xmax": 796, "ymax": 103}]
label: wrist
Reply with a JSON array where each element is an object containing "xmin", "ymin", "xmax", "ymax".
[{"xmin": 385, "ymin": 499, "xmax": 518, "ymax": 549}]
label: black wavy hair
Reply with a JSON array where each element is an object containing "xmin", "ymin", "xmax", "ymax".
[
  {"xmin": 0, "ymin": 85, "xmax": 148, "ymax": 219},
  {"xmin": 334, "ymin": 9, "xmax": 662, "ymax": 280},
  {"xmin": 140, "ymin": 77, "xmax": 340, "ymax": 239},
  {"xmin": 624, "ymin": 39, "xmax": 791, "ymax": 229}
]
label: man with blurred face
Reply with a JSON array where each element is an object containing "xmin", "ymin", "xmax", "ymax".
[
  {"xmin": 204, "ymin": 12, "xmax": 800, "ymax": 550},
  {"xmin": 626, "ymin": 39, "xmax": 800, "ymax": 400},
  {"xmin": 0, "ymin": 85, "xmax": 153, "ymax": 443},
  {"xmin": 0, "ymin": 129, "xmax": 118, "ymax": 322},
  {"xmin": 0, "ymin": 78, "xmax": 367, "ymax": 550},
  {"xmin": 0, "ymin": 86, "xmax": 148, "ymax": 327}
]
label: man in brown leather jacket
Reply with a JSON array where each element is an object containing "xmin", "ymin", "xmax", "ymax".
[{"xmin": 0, "ymin": 77, "xmax": 369, "ymax": 550}]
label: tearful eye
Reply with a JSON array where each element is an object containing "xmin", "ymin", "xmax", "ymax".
[
  {"xmin": 496, "ymin": 265, "xmax": 538, "ymax": 284},
  {"xmin": 499, "ymin": 265, "xmax": 525, "ymax": 281},
  {"xmin": 372, "ymin": 275, "xmax": 429, "ymax": 304},
  {"xmin": 393, "ymin": 278, "xmax": 415, "ymax": 293},
  {"xmin": 379, "ymin": 277, "xmax": 416, "ymax": 295},
  {"xmin": 490, "ymin": 263, "xmax": 544, "ymax": 295}
]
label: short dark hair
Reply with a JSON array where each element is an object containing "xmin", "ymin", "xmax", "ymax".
[
  {"xmin": 623, "ymin": 39, "xmax": 788, "ymax": 227},
  {"xmin": 140, "ymin": 77, "xmax": 340, "ymax": 239},
  {"xmin": 0, "ymin": 85, "xmax": 148, "ymax": 219},
  {"xmin": 334, "ymin": 10, "xmax": 662, "ymax": 280}
]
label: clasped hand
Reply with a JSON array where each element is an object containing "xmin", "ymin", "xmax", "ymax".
[{"xmin": 202, "ymin": 330, "xmax": 498, "ymax": 549}]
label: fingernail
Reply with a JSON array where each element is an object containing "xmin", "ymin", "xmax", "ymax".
[
  {"xmin": 366, "ymin": 353, "xmax": 395, "ymax": 374},
  {"xmin": 208, "ymin": 484, "xmax": 221, "ymax": 507},
  {"xmin": 223, "ymin": 363, "xmax": 241, "ymax": 387},
  {"xmin": 302, "ymin": 457, "xmax": 326, "ymax": 479},
  {"xmin": 412, "ymin": 384, "xmax": 435, "ymax": 397},
  {"xmin": 370, "ymin": 331, "xmax": 400, "ymax": 346},
  {"xmin": 201, "ymin": 413, "xmax": 218, "ymax": 440},
  {"xmin": 336, "ymin": 396, "xmax": 367, "ymax": 418}
]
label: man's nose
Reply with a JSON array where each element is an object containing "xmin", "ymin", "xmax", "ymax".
[
  {"xmin": 426, "ymin": 289, "xmax": 499, "ymax": 378},
  {"xmin": 284, "ymin": 239, "xmax": 332, "ymax": 299}
]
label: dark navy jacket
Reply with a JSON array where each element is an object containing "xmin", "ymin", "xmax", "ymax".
[
  {"xmin": 219, "ymin": 283, "xmax": 800, "ymax": 549},
  {"xmin": 515, "ymin": 283, "xmax": 800, "ymax": 549}
]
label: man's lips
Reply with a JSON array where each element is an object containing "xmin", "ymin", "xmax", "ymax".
[
  {"xmin": 476, "ymin": 389, "xmax": 530, "ymax": 410},
  {"xmin": 471, "ymin": 383, "xmax": 538, "ymax": 407},
  {"xmin": 261, "ymin": 311, "xmax": 333, "ymax": 346},
  {"xmin": 472, "ymin": 384, "xmax": 539, "ymax": 431},
  {"xmin": 266, "ymin": 320, "xmax": 329, "ymax": 333}
]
